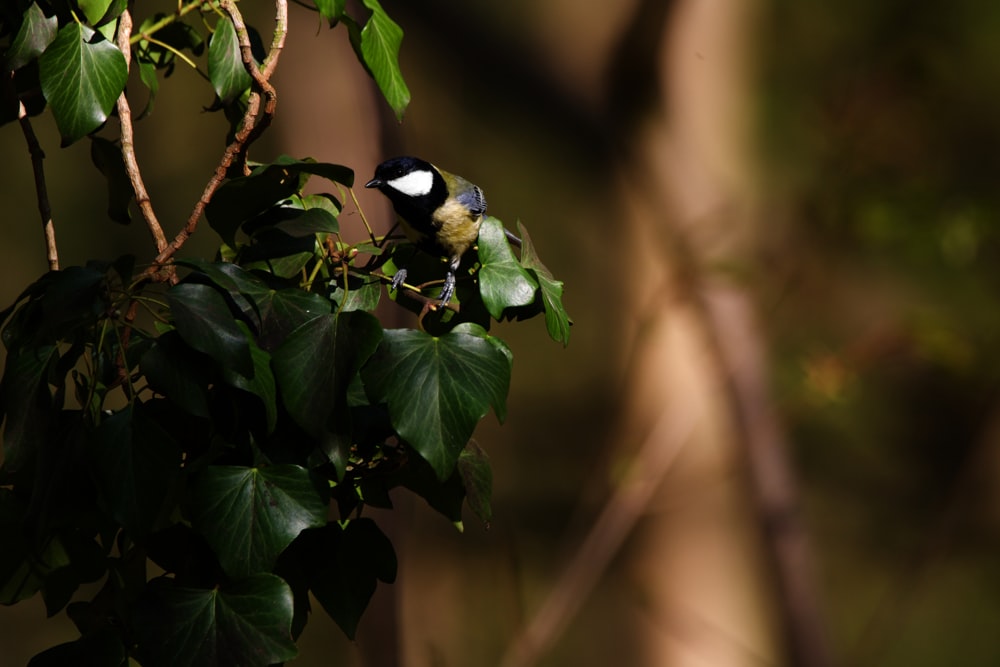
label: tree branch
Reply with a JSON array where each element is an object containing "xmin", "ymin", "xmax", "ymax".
[
  {"xmin": 116, "ymin": 7, "xmax": 169, "ymax": 254},
  {"xmin": 143, "ymin": 0, "xmax": 287, "ymax": 280},
  {"xmin": 7, "ymin": 71, "xmax": 58, "ymax": 271}
]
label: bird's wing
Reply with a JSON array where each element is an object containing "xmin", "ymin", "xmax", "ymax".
[{"xmin": 457, "ymin": 184, "xmax": 488, "ymax": 218}]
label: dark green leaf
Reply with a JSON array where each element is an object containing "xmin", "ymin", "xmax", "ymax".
[
  {"xmin": 354, "ymin": 0, "xmax": 410, "ymax": 120},
  {"xmin": 272, "ymin": 312, "xmax": 382, "ymax": 438},
  {"xmin": 208, "ymin": 16, "xmax": 251, "ymax": 103},
  {"xmin": 223, "ymin": 322, "xmax": 278, "ymax": 433},
  {"xmin": 273, "ymin": 207, "xmax": 340, "ymax": 237},
  {"xmin": 256, "ymin": 288, "xmax": 331, "ymax": 350},
  {"xmin": 312, "ymin": 519, "xmax": 396, "ymax": 638},
  {"xmin": 41, "ymin": 534, "xmax": 107, "ymax": 617},
  {"xmin": 189, "ymin": 465, "xmax": 328, "ymax": 578},
  {"xmin": 361, "ymin": 324, "xmax": 511, "ymax": 479},
  {"xmin": 478, "ymin": 216, "xmax": 538, "ymax": 319},
  {"xmin": 27, "ymin": 628, "xmax": 126, "ymax": 667},
  {"xmin": 279, "ymin": 519, "xmax": 395, "ymax": 639},
  {"xmin": 0, "ymin": 344, "xmax": 57, "ymax": 471},
  {"xmin": 518, "ymin": 221, "xmax": 572, "ymax": 345},
  {"xmin": 167, "ymin": 282, "xmax": 253, "ymax": 377},
  {"xmin": 6, "ymin": 4, "xmax": 58, "ymax": 71},
  {"xmin": 139, "ymin": 331, "xmax": 212, "ymax": 418},
  {"xmin": 90, "ymin": 137, "xmax": 134, "ymax": 224},
  {"xmin": 38, "ymin": 23, "xmax": 127, "ymax": 145},
  {"xmin": 0, "ymin": 489, "xmax": 70, "ymax": 604},
  {"xmin": 174, "ymin": 258, "xmax": 264, "ymax": 327},
  {"xmin": 239, "ymin": 232, "xmax": 316, "ymax": 279},
  {"xmin": 207, "ymin": 177, "xmax": 300, "ymax": 247},
  {"xmin": 135, "ymin": 574, "xmax": 298, "ymax": 667},
  {"xmin": 91, "ymin": 408, "xmax": 181, "ymax": 535},
  {"xmin": 136, "ymin": 59, "xmax": 159, "ymax": 117}
]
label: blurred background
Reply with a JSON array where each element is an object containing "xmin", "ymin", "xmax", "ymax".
[{"xmin": 3, "ymin": 0, "xmax": 1000, "ymax": 665}]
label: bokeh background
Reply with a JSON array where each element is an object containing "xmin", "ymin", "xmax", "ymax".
[{"xmin": 3, "ymin": 0, "xmax": 1000, "ymax": 665}]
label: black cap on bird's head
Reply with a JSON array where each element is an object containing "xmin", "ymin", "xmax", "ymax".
[
  {"xmin": 365, "ymin": 156, "xmax": 435, "ymax": 193},
  {"xmin": 365, "ymin": 156, "xmax": 449, "ymax": 217}
]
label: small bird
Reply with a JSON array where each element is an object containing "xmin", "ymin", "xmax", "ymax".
[{"xmin": 365, "ymin": 156, "xmax": 487, "ymax": 306}]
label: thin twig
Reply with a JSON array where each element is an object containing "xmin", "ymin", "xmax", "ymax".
[
  {"xmin": 144, "ymin": 0, "xmax": 287, "ymax": 279},
  {"xmin": 129, "ymin": 0, "xmax": 213, "ymax": 45},
  {"xmin": 116, "ymin": 7, "xmax": 169, "ymax": 254},
  {"xmin": 8, "ymin": 71, "xmax": 58, "ymax": 271}
]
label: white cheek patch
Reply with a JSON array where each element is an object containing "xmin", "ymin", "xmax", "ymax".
[{"xmin": 387, "ymin": 169, "xmax": 434, "ymax": 197}]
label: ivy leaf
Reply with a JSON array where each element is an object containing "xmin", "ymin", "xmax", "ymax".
[
  {"xmin": 223, "ymin": 321, "xmax": 278, "ymax": 434},
  {"xmin": 139, "ymin": 331, "xmax": 213, "ymax": 419},
  {"xmin": 316, "ymin": 0, "xmax": 347, "ymax": 22},
  {"xmin": 348, "ymin": 0, "xmax": 410, "ymax": 120},
  {"xmin": 273, "ymin": 207, "xmax": 340, "ymax": 237},
  {"xmin": 134, "ymin": 574, "xmax": 298, "ymax": 667},
  {"xmin": 478, "ymin": 216, "xmax": 538, "ymax": 319},
  {"xmin": 361, "ymin": 324, "xmax": 511, "ymax": 479},
  {"xmin": 188, "ymin": 465, "xmax": 329, "ymax": 579},
  {"xmin": 167, "ymin": 282, "xmax": 253, "ymax": 378},
  {"xmin": 208, "ymin": 16, "xmax": 251, "ymax": 103},
  {"xmin": 206, "ymin": 158, "xmax": 351, "ymax": 245},
  {"xmin": 308, "ymin": 520, "xmax": 396, "ymax": 638},
  {"xmin": 6, "ymin": 4, "xmax": 58, "ymax": 71},
  {"xmin": 90, "ymin": 137, "xmax": 134, "ymax": 224},
  {"xmin": 518, "ymin": 221, "xmax": 572, "ymax": 346},
  {"xmin": 0, "ymin": 344, "xmax": 57, "ymax": 472},
  {"xmin": 27, "ymin": 628, "xmax": 126, "ymax": 667},
  {"xmin": 272, "ymin": 312, "xmax": 382, "ymax": 438},
  {"xmin": 256, "ymin": 288, "xmax": 331, "ymax": 350},
  {"xmin": 38, "ymin": 23, "xmax": 127, "ymax": 145},
  {"xmin": 91, "ymin": 408, "xmax": 182, "ymax": 535},
  {"xmin": 0, "ymin": 489, "xmax": 70, "ymax": 605},
  {"xmin": 457, "ymin": 441, "xmax": 493, "ymax": 525},
  {"xmin": 136, "ymin": 59, "xmax": 159, "ymax": 118},
  {"xmin": 78, "ymin": 0, "xmax": 118, "ymax": 26}
]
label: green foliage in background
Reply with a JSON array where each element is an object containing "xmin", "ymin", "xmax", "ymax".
[{"xmin": 0, "ymin": 1, "xmax": 570, "ymax": 664}]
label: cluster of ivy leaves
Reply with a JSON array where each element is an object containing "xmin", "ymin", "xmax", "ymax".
[{"xmin": 0, "ymin": 1, "xmax": 570, "ymax": 666}]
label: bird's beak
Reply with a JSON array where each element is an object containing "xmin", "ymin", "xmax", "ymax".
[{"xmin": 365, "ymin": 178, "xmax": 382, "ymax": 188}]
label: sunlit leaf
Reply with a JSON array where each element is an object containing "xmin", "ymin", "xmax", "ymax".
[
  {"xmin": 478, "ymin": 216, "xmax": 538, "ymax": 319},
  {"xmin": 208, "ymin": 16, "xmax": 252, "ymax": 103},
  {"xmin": 38, "ymin": 23, "xmax": 127, "ymax": 145},
  {"xmin": 361, "ymin": 324, "xmax": 510, "ymax": 479},
  {"xmin": 518, "ymin": 221, "xmax": 572, "ymax": 346},
  {"xmin": 349, "ymin": 0, "xmax": 410, "ymax": 120}
]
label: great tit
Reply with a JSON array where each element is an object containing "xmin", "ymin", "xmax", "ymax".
[{"xmin": 365, "ymin": 156, "xmax": 487, "ymax": 306}]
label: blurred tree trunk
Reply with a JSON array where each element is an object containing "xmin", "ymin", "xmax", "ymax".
[{"xmin": 612, "ymin": 0, "xmax": 832, "ymax": 665}]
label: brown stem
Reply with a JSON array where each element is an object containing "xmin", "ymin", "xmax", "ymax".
[
  {"xmin": 143, "ymin": 0, "xmax": 287, "ymax": 280},
  {"xmin": 8, "ymin": 71, "xmax": 58, "ymax": 271},
  {"xmin": 116, "ymin": 7, "xmax": 169, "ymax": 254}
]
